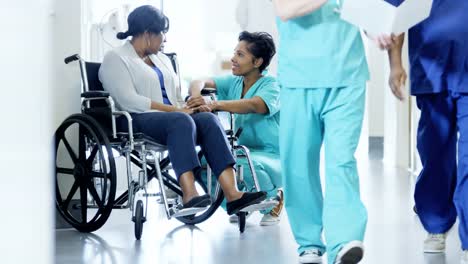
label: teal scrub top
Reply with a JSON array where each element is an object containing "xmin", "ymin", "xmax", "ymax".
[
  {"xmin": 276, "ymin": 0, "xmax": 369, "ymax": 88},
  {"xmin": 213, "ymin": 75, "xmax": 280, "ymax": 154}
]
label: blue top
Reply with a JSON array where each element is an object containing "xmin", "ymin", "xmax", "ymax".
[
  {"xmin": 406, "ymin": 0, "xmax": 468, "ymax": 94},
  {"xmin": 152, "ymin": 66, "xmax": 172, "ymax": 105},
  {"xmin": 275, "ymin": 0, "xmax": 369, "ymax": 88},
  {"xmin": 384, "ymin": 0, "xmax": 404, "ymax": 7},
  {"xmin": 214, "ymin": 75, "xmax": 280, "ymax": 154}
]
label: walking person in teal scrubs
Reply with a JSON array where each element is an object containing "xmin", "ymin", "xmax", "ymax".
[
  {"xmin": 272, "ymin": 0, "xmax": 369, "ymax": 263},
  {"xmin": 187, "ymin": 31, "xmax": 284, "ymax": 226}
]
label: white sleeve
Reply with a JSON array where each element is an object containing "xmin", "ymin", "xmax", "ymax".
[{"xmin": 99, "ymin": 51, "xmax": 151, "ymax": 112}]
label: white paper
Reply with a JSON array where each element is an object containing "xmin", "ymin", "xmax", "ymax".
[{"xmin": 340, "ymin": 0, "xmax": 433, "ymax": 35}]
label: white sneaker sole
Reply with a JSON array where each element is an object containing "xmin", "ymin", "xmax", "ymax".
[
  {"xmin": 424, "ymin": 248, "xmax": 445, "ymax": 254},
  {"xmin": 299, "ymin": 255, "xmax": 322, "ymax": 263},
  {"xmin": 336, "ymin": 241, "xmax": 364, "ymax": 264},
  {"xmin": 259, "ymin": 219, "xmax": 280, "ymax": 226}
]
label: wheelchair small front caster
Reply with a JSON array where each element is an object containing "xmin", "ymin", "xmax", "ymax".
[
  {"xmin": 238, "ymin": 212, "xmax": 246, "ymax": 233},
  {"xmin": 133, "ymin": 200, "xmax": 145, "ymax": 240}
]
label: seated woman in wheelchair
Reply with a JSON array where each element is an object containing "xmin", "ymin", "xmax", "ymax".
[
  {"xmin": 187, "ymin": 31, "xmax": 283, "ymax": 226},
  {"xmin": 98, "ymin": 5, "xmax": 266, "ymax": 214}
]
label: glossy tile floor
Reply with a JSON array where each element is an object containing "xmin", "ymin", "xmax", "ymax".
[{"xmin": 55, "ymin": 154, "xmax": 464, "ymax": 264}]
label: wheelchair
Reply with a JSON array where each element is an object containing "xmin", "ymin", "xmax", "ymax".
[{"xmin": 55, "ymin": 53, "xmax": 277, "ymax": 239}]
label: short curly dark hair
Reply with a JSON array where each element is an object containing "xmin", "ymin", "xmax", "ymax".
[{"xmin": 238, "ymin": 31, "xmax": 276, "ymax": 72}]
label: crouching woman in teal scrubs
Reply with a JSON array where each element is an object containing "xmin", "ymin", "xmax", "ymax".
[
  {"xmin": 272, "ymin": 0, "xmax": 369, "ymax": 263},
  {"xmin": 187, "ymin": 31, "xmax": 283, "ymax": 226}
]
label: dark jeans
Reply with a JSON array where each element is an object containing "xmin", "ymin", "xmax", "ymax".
[{"xmin": 118, "ymin": 112, "xmax": 235, "ymax": 180}]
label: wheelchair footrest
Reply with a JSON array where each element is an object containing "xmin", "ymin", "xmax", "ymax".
[
  {"xmin": 170, "ymin": 206, "xmax": 207, "ymax": 218},
  {"xmin": 240, "ymin": 199, "xmax": 279, "ymax": 212},
  {"xmin": 157, "ymin": 197, "xmax": 178, "ymax": 205}
]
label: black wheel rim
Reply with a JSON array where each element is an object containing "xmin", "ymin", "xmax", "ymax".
[{"xmin": 55, "ymin": 114, "xmax": 116, "ymax": 232}]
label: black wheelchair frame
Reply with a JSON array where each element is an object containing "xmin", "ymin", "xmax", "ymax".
[{"xmin": 55, "ymin": 53, "xmax": 277, "ymax": 239}]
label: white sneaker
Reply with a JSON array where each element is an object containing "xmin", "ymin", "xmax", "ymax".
[
  {"xmin": 299, "ymin": 249, "xmax": 323, "ymax": 263},
  {"xmin": 461, "ymin": 250, "xmax": 468, "ymax": 264},
  {"xmin": 335, "ymin": 241, "xmax": 364, "ymax": 264},
  {"xmin": 424, "ymin": 233, "xmax": 447, "ymax": 253},
  {"xmin": 259, "ymin": 213, "xmax": 280, "ymax": 226},
  {"xmin": 228, "ymin": 212, "xmax": 251, "ymax": 223}
]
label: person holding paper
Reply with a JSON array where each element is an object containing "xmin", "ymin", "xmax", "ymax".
[
  {"xmin": 385, "ymin": 1, "xmax": 468, "ymax": 263},
  {"xmin": 272, "ymin": 1, "xmax": 369, "ymax": 263}
]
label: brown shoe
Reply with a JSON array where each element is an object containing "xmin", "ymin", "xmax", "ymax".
[{"xmin": 270, "ymin": 189, "xmax": 284, "ymax": 217}]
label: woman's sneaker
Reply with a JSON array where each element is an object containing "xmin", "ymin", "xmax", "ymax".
[
  {"xmin": 259, "ymin": 212, "xmax": 280, "ymax": 226},
  {"xmin": 335, "ymin": 241, "xmax": 364, "ymax": 264},
  {"xmin": 259, "ymin": 189, "xmax": 283, "ymax": 226},
  {"xmin": 424, "ymin": 233, "xmax": 447, "ymax": 253},
  {"xmin": 299, "ymin": 249, "xmax": 323, "ymax": 263}
]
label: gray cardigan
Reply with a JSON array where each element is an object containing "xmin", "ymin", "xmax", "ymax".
[{"xmin": 99, "ymin": 41, "xmax": 183, "ymax": 113}]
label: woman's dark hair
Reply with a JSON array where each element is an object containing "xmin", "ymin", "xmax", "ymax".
[
  {"xmin": 116, "ymin": 5, "xmax": 169, "ymax": 40},
  {"xmin": 238, "ymin": 31, "xmax": 276, "ymax": 72}
]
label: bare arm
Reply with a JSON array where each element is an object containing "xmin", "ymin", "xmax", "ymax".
[
  {"xmin": 387, "ymin": 34, "xmax": 407, "ymax": 101},
  {"xmin": 272, "ymin": 0, "xmax": 327, "ymax": 21},
  {"xmin": 189, "ymin": 79, "xmax": 217, "ymax": 96},
  {"xmin": 388, "ymin": 34, "xmax": 405, "ymax": 67},
  {"xmin": 212, "ymin": 96, "xmax": 269, "ymax": 115}
]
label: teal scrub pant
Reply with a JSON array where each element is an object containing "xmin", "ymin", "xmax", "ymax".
[{"xmin": 280, "ymin": 84, "xmax": 368, "ymax": 263}]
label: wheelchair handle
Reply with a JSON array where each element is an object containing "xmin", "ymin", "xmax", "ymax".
[
  {"xmin": 64, "ymin": 54, "xmax": 80, "ymax": 64},
  {"xmin": 235, "ymin": 127, "xmax": 243, "ymax": 139}
]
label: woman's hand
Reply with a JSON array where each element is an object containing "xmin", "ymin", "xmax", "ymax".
[
  {"xmin": 389, "ymin": 64, "xmax": 407, "ymax": 101},
  {"xmin": 366, "ymin": 32, "xmax": 400, "ymax": 50},
  {"xmin": 174, "ymin": 107, "xmax": 194, "ymax": 115},
  {"xmin": 194, "ymin": 105, "xmax": 213, "ymax": 113},
  {"xmin": 186, "ymin": 95, "xmax": 212, "ymax": 109}
]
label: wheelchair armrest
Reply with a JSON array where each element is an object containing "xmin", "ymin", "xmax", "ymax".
[
  {"xmin": 81, "ymin": 91, "xmax": 110, "ymax": 98},
  {"xmin": 112, "ymin": 111, "xmax": 135, "ymax": 149},
  {"xmin": 201, "ymin": 88, "xmax": 217, "ymax": 95},
  {"xmin": 225, "ymin": 129, "xmax": 233, "ymax": 136}
]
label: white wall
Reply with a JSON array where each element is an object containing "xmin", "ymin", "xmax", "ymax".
[
  {"xmin": 164, "ymin": 0, "xmax": 243, "ymax": 81},
  {"xmin": 383, "ymin": 38, "xmax": 411, "ymax": 169},
  {"xmin": 0, "ymin": 0, "xmax": 84, "ymax": 262},
  {"xmin": 235, "ymin": 0, "xmax": 278, "ymax": 77},
  {"xmin": 0, "ymin": 0, "xmax": 55, "ymax": 263},
  {"xmin": 366, "ymin": 44, "xmax": 386, "ymax": 137}
]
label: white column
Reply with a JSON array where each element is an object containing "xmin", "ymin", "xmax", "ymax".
[
  {"xmin": 0, "ymin": 1, "xmax": 56, "ymax": 263},
  {"xmin": 383, "ymin": 36, "xmax": 411, "ymax": 169}
]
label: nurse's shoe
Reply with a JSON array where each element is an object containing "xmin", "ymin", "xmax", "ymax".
[
  {"xmin": 424, "ymin": 233, "xmax": 447, "ymax": 253},
  {"xmin": 461, "ymin": 250, "xmax": 468, "ymax": 264},
  {"xmin": 259, "ymin": 189, "xmax": 283, "ymax": 226},
  {"xmin": 334, "ymin": 241, "xmax": 364, "ymax": 264},
  {"xmin": 299, "ymin": 249, "xmax": 322, "ymax": 263},
  {"xmin": 259, "ymin": 212, "xmax": 280, "ymax": 226}
]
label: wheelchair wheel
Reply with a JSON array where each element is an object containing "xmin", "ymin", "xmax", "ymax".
[
  {"xmin": 55, "ymin": 114, "xmax": 116, "ymax": 232},
  {"xmin": 134, "ymin": 200, "xmax": 144, "ymax": 240},
  {"xmin": 238, "ymin": 212, "xmax": 246, "ymax": 233}
]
